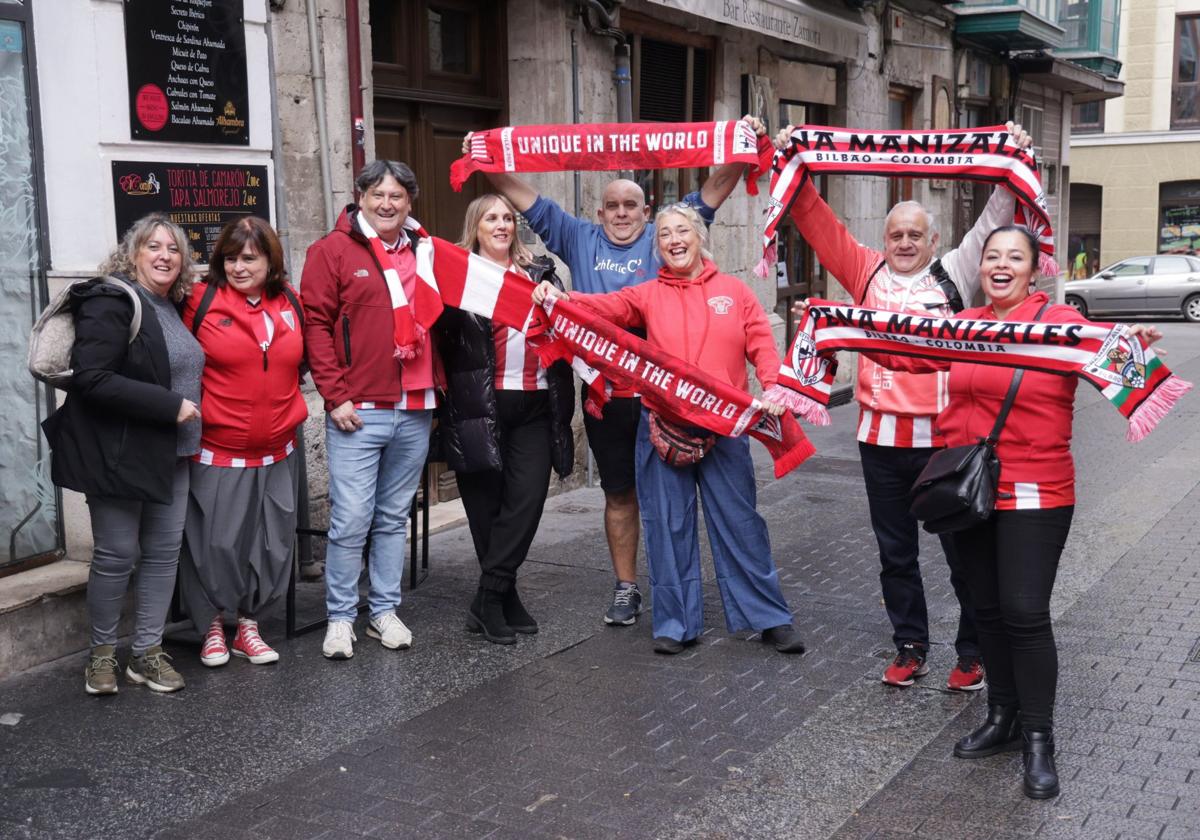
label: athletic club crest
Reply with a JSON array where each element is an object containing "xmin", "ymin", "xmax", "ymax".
[
  {"xmin": 750, "ymin": 412, "xmax": 783, "ymax": 442},
  {"xmin": 1084, "ymin": 327, "xmax": 1148, "ymax": 389},
  {"xmin": 708, "ymin": 295, "xmax": 733, "ymax": 315},
  {"xmin": 281, "ymin": 310, "xmax": 295, "ymax": 331},
  {"xmin": 789, "ymin": 330, "xmax": 830, "ymax": 387}
]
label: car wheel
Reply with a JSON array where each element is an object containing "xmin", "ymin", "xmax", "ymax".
[
  {"xmin": 1184, "ymin": 294, "xmax": 1200, "ymax": 323},
  {"xmin": 1065, "ymin": 295, "xmax": 1088, "ymax": 318}
]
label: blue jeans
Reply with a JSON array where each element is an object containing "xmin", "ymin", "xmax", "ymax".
[
  {"xmin": 635, "ymin": 411, "xmax": 793, "ymax": 642},
  {"xmin": 324, "ymin": 409, "xmax": 432, "ymax": 622}
]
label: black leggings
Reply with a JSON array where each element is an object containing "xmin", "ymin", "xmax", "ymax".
[{"xmin": 950, "ymin": 506, "xmax": 1074, "ymax": 732}]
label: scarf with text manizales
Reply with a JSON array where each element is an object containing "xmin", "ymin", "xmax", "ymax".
[
  {"xmin": 451, "ymin": 121, "xmax": 768, "ymax": 192},
  {"xmin": 763, "ymin": 299, "xmax": 1192, "ymax": 442},
  {"xmin": 759, "ymin": 125, "xmax": 1057, "ymax": 276},
  {"xmin": 411, "ymin": 236, "xmax": 816, "ymax": 477}
]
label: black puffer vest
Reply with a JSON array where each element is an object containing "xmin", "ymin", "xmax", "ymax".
[{"xmin": 434, "ymin": 256, "xmax": 575, "ymax": 477}]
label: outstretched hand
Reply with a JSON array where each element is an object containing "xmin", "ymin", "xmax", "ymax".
[{"xmin": 532, "ymin": 281, "xmax": 567, "ymax": 305}]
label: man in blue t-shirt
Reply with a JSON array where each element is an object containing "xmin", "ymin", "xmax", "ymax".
[{"xmin": 461, "ymin": 115, "xmax": 767, "ymax": 628}]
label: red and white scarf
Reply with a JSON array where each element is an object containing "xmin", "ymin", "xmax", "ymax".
[
  {"xmin": 354, "ymin": 212, "xmax": 441, "ymax": 359},
  {"xmin": 765, "ymin": 299, "xmax": 1192, "ymax": 442},
  {"xmin": 759, "ymin": 125, "xmax": 1057, "ymax": 276},
  {"xmin": 408, "ymin": 236, "xmax": 815, "ymax": 476},
  {"xmin": 450, "ymin": 120, "xmax": 767, "ymax": 192}
]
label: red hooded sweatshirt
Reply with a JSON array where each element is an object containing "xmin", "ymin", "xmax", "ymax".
[{"xmin": 572, "ymin": 259, "xmax": 780, "ymax": 393}]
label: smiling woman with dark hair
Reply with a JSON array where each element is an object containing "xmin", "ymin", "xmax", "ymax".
[{"xmin": 178, "ymin": 217, "xmax": 308, "ymax": 670}]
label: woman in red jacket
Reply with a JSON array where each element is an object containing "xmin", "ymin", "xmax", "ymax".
[
  {"xmin": 865, "ymin": 226, "xmax": 1162, "ymax": 799},
  {"xmin": 533, "ymin": 204, "xmax": 806, "ymax": 657},
  {"xmin": 180, "ymin": 218, "xmax": 309, "ymax": 667}
]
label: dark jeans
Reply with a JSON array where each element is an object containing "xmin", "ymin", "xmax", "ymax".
[
  {"xmin": 859, "ymin": 442, "xmax": 979, "ymax": 657},
  {"xmin": 951, "ymin": 506, "xmax": 1074, "ymax": 731},
  {"xmin": 457, "ymin": 390, "xmax": 552, "ymax": 594}
]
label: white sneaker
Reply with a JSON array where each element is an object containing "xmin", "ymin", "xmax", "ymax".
[
  {"xmin": 366, "ymin": 613, "xmax": 412, "ymax": 650},
  {"xmin": 322, "ymin": 620, "xmax": 356, "ymax": 660}
]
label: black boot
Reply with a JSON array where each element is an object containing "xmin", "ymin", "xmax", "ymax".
[
  {"xmin": 1022, "ymin": 730, "xmax": 1060, "ymax": 799},
  {"xmin": 466, "ymin": 589, "xmax": 516, "ymax": 645},
  {"xmin": 502, "ymin": 587, "xmax": 538, "ymax": 635},
  {"xmin": 953, "ymin": 705, "xmax": 1021, "ymax": 759}
]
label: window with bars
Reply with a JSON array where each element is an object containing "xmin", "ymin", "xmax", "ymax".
[{"xmin": 629, "ymin": 33, "xmax": 714, "ymax": 210}]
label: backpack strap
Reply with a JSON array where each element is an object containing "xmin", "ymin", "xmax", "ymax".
[
  {"xmin": 190, "ymin": 281, "xmax": 220, "ymax": 336},
  {"xmin": 857, "ymin": 260, "xmax": 888, "ymax": 305},
  {"xmin": 928, "ymin": 259, "xmax": 964, "ymax": 314},
  {"xmin": 102, "ymin": 275, "xmax": 142, "ymax": 343}
]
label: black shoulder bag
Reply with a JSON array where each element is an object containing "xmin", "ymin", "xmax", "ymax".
[{"xmin": 908, "ymin": 302, "xmax": 1049, "ymax": 534}]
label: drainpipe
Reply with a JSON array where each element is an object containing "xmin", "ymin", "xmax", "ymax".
[
  {"xmin": 577, "ymin": 1, "xmax": 631, "ymax": 124},
  {"xmin": 306, "ymin": 0, "xmax": 336, "ymax": 229},
  {"xmin": 345, "ymin": 0, "xmax": 367, "ymax": 176},
  {"xmin": 265, "ymin": 6, "xmax": 292, "ymax": 274}
]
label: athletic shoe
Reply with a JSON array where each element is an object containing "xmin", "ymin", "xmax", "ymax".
[
  {"xmin": 232, "ymin": 619, "xmax": 279, "ymax": 665},
  {"xmin": 200, "ymin": 615, "xmax": 230, "ymax": 667},
  {"xmin": 126, "ymin": 646, "xmax": 185, "ymax": 693},
  {"xmin": 366, "ymin": 613, "xmax": 412, "ymax": 650},
  {"xmin": 85, "ymin": 645, "xmax": 119, "ymax": 695},
  {"xmin": 882, "ymin": 643, "xmax": 929, "ymax": 687},
  {"xmin": 322, "ymin": 620, "xmax": 356, "ymax": 660},
  {"xmin": 604, "ymin": 582, "xmax": 643, "ymax": 626},
  {"xmin": 947, "ymin": 656, "xmax": 986, "ymax": 692}
]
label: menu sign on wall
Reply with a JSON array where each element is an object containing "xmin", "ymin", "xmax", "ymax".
[
  {"xmin": 112, "ymin": 161, "xmax": 270, "ymax": 262},
  {"xmin": 124, "ymin": 0, "xmax": 249, "ymax": 145}
]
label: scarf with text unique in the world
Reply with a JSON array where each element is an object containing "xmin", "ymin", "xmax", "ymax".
[
  {"xmin": 529, "ymin": 295, "xmax": 816, "ymax": 478},
  {"xmin": 411, "ymin": 237, "xmax": 816, "ymax": 476},
  {"xmin": 762, "ymin": 299, "xmax": 1192, "ymax": 442},
  {"xmin": 450, "ymin": 121, "xmax": 766, "ymax": 192},
  {"xmin": 758, "ymin": 125, "xmax": 1057, "ymax": 276},
  {"xmin": 355, "ymin": 212, "xmax": 438, "ymax": 359}
]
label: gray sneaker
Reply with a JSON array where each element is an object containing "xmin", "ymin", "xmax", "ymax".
[
  {"xmin": 85, "ymin": 645, "xmax": 119, "ymax": 696},
  {"xmin": 125, "ymin": 645, "xmax": 185, "ymax": 693},
  {"xmin": 604, "ymin": 582, "xmax": 643, "ymax": 626}
]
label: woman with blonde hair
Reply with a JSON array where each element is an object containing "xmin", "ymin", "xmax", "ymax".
[
  {"xmin": 43, "ymin": 212, "xmax": 204, "ymax": 695},
  {"xmin": 434, "ymin": 193, "xmax": 574, "ymax": 644}
]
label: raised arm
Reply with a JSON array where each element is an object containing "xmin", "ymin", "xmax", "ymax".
[
  {"xmin": 698, "ymin": 115, "xmax": 767, "ymax": 210},
  {"xmin": 460, "ymin": 132, "xmax": 539, "ymax": 211}
]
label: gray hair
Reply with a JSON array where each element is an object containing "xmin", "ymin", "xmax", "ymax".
[
  {"xmin": 98, "ymin": 212, "xmax": 195, "ymax": 303},
  {"xmin": 355, "ymin": 160, "xmax": 419, "ymax": 199},
  {"xmin": 885, "ymin": 200, "xmax": 938, "ymax": 237},
  {"xmin": 653, "ymin": 203, "xmax": 713, "ymax": 260}
]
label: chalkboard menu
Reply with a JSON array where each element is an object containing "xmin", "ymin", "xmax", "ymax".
[
  {"xmin": 112, "ymin": 161, "xmax": 270, "ymax": 262},
  {"xmin": 124, "ymin": 0, "xmax": 249, "ymax": 145}
]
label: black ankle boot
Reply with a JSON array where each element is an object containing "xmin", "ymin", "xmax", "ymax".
[
  {"xmin": 502, "ymin": 588, "xmax": 538, "ymax": 635},
  {"xmin": 466, "ymin": 589, "xmax": 516, "ymax": 645},
  {"xmin": 1022, "ymin": 730, "xmax": 1060, "ymax": 799},
  {"xmin": 953, "ymin": 705, "xmax": 1021, "ymax": 759}
]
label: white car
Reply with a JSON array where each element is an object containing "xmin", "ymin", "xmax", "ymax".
[{"xmin": 1065, "ymin": 254, "xmax": 1200, "ymax": 321}]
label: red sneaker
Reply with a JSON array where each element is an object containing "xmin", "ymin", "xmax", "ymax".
[
  {"xmin": 882, "ymin": 644, "xmax": 929, "ymax": 687},
  {"xmin": 947, "ymin": 656, "xmax": 986, "ymax": 691},
  {"xmin": 232, "ymin": 620, "xmax": 279, "ymax": 665},
  {"xmin": 200, "ymin": 615, "xmax": 229, "ymax": 667}
]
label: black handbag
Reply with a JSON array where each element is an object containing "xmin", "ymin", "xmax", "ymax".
[{"xmin": 908, "ymin": 303, "xmax": 1048, "ymax": 534}]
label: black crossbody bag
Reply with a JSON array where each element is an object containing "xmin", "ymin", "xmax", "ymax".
[{"xmin": 908, "ymin": 302, "xmax": 1049, "ymax": 534}]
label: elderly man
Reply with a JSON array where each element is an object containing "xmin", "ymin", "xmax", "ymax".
[
  {"xmin": 463, "ymin": 115, "xmax": 769, "ymax": 631},
  {"xmin": 776, "ymin": 121, "xmax": 1032, "ymax": 689},
  {"xmin": 302, "ymin": 160, "xmax": 435, "ymax": 660}
]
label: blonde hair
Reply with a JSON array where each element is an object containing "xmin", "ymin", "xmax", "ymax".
[
  {"xmin": 654, "ymin": 203, "xmax": 713, "ymax": 260},
  {"xmin": 458, "ymin": 194, "xmax": 533, "ymax": 267},
  {"xmin": 99, "ymin": 213, "xmax": 195, "ymax": 303}
]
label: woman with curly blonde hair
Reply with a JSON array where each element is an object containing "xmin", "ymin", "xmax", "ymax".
[{"xmin": 43, "ymin": 212, "xmax": 205, "ymax": 695}]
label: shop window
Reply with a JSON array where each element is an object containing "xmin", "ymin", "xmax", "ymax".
[
  {"xmin": 1159, "ymin": 180, "xmax": 1200, "ymax": 253},
  {"xmin": 1071, "ymin": 100, "xmax": 1105, "ymax": 134},
  {"xmin": 624, "ymin": 17, "xmax": 714, "ymax": 211},
  {"xmin": 1172, "ymin": 15, "xmax": 1200, "ymax": 129}
]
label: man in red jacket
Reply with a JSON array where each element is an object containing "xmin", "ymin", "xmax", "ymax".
[
  {"xmin": 774, "ymin": 121, "xmax": 1032, "ymax": 690},
  {"xmin": 302, "ymin": 160, "xmax": 437, "ymax": 661}
]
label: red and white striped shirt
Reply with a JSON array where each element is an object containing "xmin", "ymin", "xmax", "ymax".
[
  {"xmin": 856, "ymin": 409, "xmax": 946, "ymax": 449},
  {"xmin": 195, "ymin": 439, "xmax": 297, "ymax": 469},
  {"xmin": 995, "ymin": 478, "xmax": 1074, "ymax": 511},
  {"xmin": 493, "ymin": 323, "xmax": 547, "ymax": 391},
  {"xmin": 353, "ymin": 389, "xmax": 437, "ymax": 412}
]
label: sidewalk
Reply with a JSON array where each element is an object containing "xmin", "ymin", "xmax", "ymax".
[{"xmin": 1, "ymin": 329, "xmax": 1198, "ymax": 840}]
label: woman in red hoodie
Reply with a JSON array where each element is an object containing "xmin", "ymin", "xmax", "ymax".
[
  {"xmin": 864, "ymin": 226, "xmax": 1162, "ymax": 800},
  {"xmin": 534, "ymin": 204, "xmax": 806, "ymax": 657},
  {"xmin": 180, "ymin": 218, "xmax": 309, "ymax": 667}
]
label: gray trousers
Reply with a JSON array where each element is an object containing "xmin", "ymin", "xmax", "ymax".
[{"xmin": 86, "ymin": 460, "xmax": 189, "ymax": 653}]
